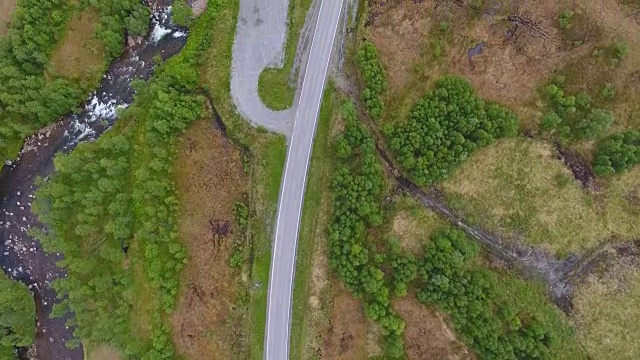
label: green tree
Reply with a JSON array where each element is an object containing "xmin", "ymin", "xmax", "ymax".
[
  {"xmin": 593, "ymin": 131, "xmax": 640, "ymax": 175},
  {"xmin": 388, "ymin": 76, "xmax": 518, "ymax": 185},
  {"xmin": 0, "ymin": 274, "xmax": 36, "ymax": 357}
]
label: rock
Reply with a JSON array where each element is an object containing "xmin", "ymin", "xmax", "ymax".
[{"xmin": 4, "ymin": 160, "xmax": 12, "ymax": 166}]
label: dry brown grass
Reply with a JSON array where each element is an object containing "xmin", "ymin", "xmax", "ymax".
[
  {"xmin": 442, "ymin": 138, "xmax": 640, "ymax": 254},
  {"xmin": 320, "ymin": 288, "xmax": 369, "ymax": 360},
  {"xmin": 0, "ymin": 0, "xmax": 16, "ymax": 37},
  {"xmin": 394, "ymin": 295, "xmax": 474, "ymax": 360},
  {"xmin": 49, "ymin": 8, "xmax": 105, "ymax": 83},
  {"xmin": 366, "ymin": 0, "xmax": 640, "ymax": 132},
  {"xmin": 170, "ymin": 119, "xmax": 249, "ymax": 359}
]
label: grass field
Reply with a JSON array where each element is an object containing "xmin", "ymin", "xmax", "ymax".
[
  {"xmin": 200, "ymin": 1, "xmax": 287, "ymax": 358},
  {"xmin": 170, "ymin": 119, "xmax": 250, "ymax": 359},
  {"xmin": 574, "ymin": 263, "xmax": 640, "ymax": 360},
  {"xmin": 441, "ymin": 138, "xmax": 640, "ymax": 255},
  {"xmin": 257, "ymin": 0, "xmax": 313, "ymax": 110}
]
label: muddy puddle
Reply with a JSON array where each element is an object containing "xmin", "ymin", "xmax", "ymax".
[{"xmin": 0, "ymin": 2, "xmax": 187, "ymax": 359}]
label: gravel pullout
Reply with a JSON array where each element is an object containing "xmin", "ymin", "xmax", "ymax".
[{"xmin": 230, "ymin": 0, "xmax": 295, "ymax": 136}]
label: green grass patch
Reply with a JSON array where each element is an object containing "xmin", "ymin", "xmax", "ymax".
[
  {"xmin": 248, "ymin": 136, "xmax": 286, "ymax": 360},
  {"xmin": 574, "ymin": 264, "xmax": 640, "ymax": 360},
  {"xmin": 442, "ymin": 138, "xmax": 640, "ymax": 254},
  {"xmin": 490, "ymin": 271, "xmax": 585, "ymax": 359},
  {"xmin": 256, "ymin": 0, "xmax": 313, "ymax": 110}
]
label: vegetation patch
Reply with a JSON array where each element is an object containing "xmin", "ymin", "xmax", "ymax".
[
  {"xmin": 355, "ymin": 41, "xmax": 387, "ymax": 119},
  {"xmin": 387, "ymin": 75, "xmax": 518, "ymax": 186},
  {"xmin": 417, "ymin": 229, "xmax": 584, "ymax": 359},
  {"xmin": 540, "ymin": 75, "xmax": 615, "ymax": 143},
  {"xmin": 0, "ymin": 0, "xmax": 16, "ymax": 36},
  {"xmin": 442, "ymin": 138, "xmax": 640, "ymax": 254},
  {"xmin": 393, "ymin": 295, "xmax": 472, "ymax": 360},
  {"xmin": 593, "ymin": 130, "xmax": 640, "ymax": 175},
  {"xmin": 170, "ymin": 119, "xmax": 249, "ymax": 359},
  {"xmin": 32, "ymin": 4, "xmax": 220, "ymax": 357},
  {"xmin": 0, "ymin": 0, "xmax": 149, "ymax": 162},
  {"xmin": 320, "ymin": 289, "xmax": 370, "ymax": 360},
  {"xmin": 574, "ymin": 262, "xmax": 640, "ymax": 360}
]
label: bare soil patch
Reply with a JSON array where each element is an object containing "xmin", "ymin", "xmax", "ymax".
[
  {"xmin": 170, "ymin": 119, "xmax": 248, "ymax": 359},
  {"xmin": 50, "ymin": 8, "xmax": 105, "ymax": 83},
  {"xmin": 0, "ymin": 0, "xmax": 16, "ymax": 36},
  {"xmin": 189, "ymin": 0, "xmax": 207, "ymax": 17},
  {"xmin": 321, "ymin": 288, "xmax": 368, "ymax": 360},
  {"xmin": 394, "ymin": 296, "xmax": 473, "ymax": 360}
]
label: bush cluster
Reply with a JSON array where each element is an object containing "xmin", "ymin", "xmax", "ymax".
[
  {"xmin": 33, "ymin": 3, "xmax": 220, "ymax": 357},
  {"xmin": 540, "ymin": 76, "xmax": 614, "ymax": 142},
  {"xmin": 387, "ymin": 76, "xmax": 518, "ymax": 185},
  {"xmin": 593, "ymin": 131, "xmax": 640, "ymax": 175},
  {"xmin": 417, "ymin": 229, "xmax": 557, "ymax": 359},
  {"xmin": 355, "ymin": 41, "xmax": 387, "ymax": 119}
]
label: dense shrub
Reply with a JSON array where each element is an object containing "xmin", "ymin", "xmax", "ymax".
[
  {"xmin": 417, "ymin": 229, "xmax": 556, "ymax": 359},
  {"xmin": 540, "ymin": 76, "xmax": 614, "ymax": 142},
  {"xmin": 386, "ymin": 239, "xmax": 418, "ymax": 297},
  {"xmin": 387, "ymin": 76, "xmax": 518, "ymax": 185},
  {"xmin": 0, "ymin": 274, "xmax": 35, "ymax": 359},
  {"xmin": 593, "ymin": 131, "xmax": 640, "ymax": 175},
  {"xmin": 356, "ymin": 41, "xmax": 387, "ymax": 119}
]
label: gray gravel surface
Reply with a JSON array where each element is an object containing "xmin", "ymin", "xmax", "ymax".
[{"xmin": 231, "ymin": 0, "xmax": 295, "ymax": 135}]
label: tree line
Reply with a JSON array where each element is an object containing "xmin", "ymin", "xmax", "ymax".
[{"xmin": 330, "ymin": 101, "xmax": 410, "ymax": 357}]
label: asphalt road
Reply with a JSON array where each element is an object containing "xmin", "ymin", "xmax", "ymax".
[
  {"xmin": 263, "ymin": 0, "xmax": 344, "ymax": 359},
  {"xmin": 230, "ymin": 0, "xmax": 344, "ymax": 358}
]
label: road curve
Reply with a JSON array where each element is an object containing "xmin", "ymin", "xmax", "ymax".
[
  {"xmin": 230, "ymin": 0, "xmax": 294, "ymax": 135},
  {"xmin": 264, "ymin": 0, "xmax": 344, "ymax": 359}
]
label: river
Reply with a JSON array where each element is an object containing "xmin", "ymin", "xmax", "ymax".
[{"xmin": 0, "ymin": 1, "xmax": 187, "ymax": 358}]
